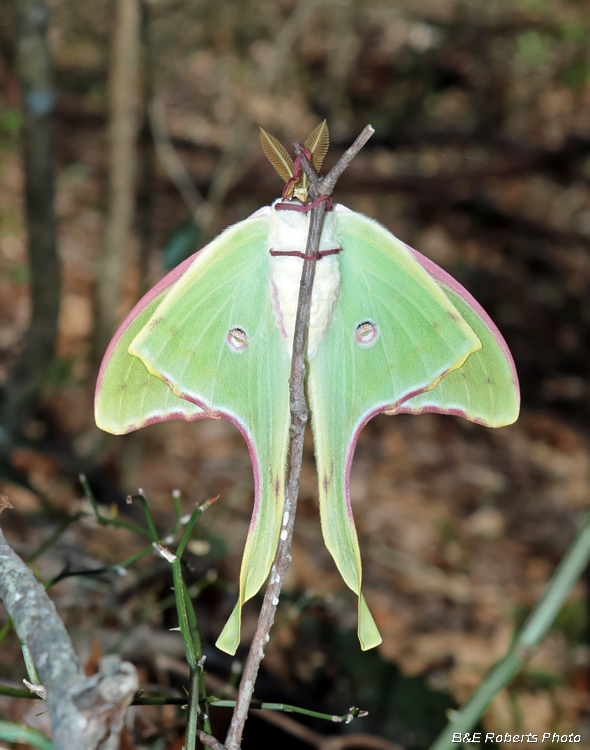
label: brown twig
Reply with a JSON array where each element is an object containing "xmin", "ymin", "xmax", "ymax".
[
  {"xmin": 148, "ymin": 0, "xmax": 334, "ymax": 246},
  {"xmin": 197, "ymin": 730, "xmax": 226, "ymax": 750},
  {"xmin": 219, "ymin": 125, "xmax": 374, "ymax": 750},
  {"xmin": 0, "ymin": 527, "xmax": 138, "ymax": 749},
  {"xmin": 321, "ymin": 125, "xmax": 375, "ymax": 194},
  {"xmin": 96, "ymin": 0, "xmax": 141, "ymax": 355},
  {"xmin": 249, "ymin": 708, "xmax": 403, "ymax": 750},
  {"xmin": 4, "ymin": 0, "xmax": 61, "ymax": 428},
  {"xmin": 149, "ymin": 96, "xmax": 203, "ymax": 217},
  {"xmin": 158, "ymin": 657, "xmax": 402, "ymax": 750}
]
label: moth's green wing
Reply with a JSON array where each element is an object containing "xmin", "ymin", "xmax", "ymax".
[
  {"xmin": 95, "ymin": 259, "xmax": 206, "ymax": 435},
  {"xmin": 308, "ymin": 210, "xmax": 482, "ymax": 650},
  {"xmin": 129, "ymin": 215, "xmax": 291, "ymax": 655},
  {"xmin": 390, "ymin": 248, "xmax": 520, "ymax": 425}
]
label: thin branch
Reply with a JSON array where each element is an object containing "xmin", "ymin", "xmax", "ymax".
[
  {"xmin": 0, "ymin": 527, "xmax": 138, "ymax": 749},
  {"xmin": 197, "ymin": 730, "xmax": 226, "ymax": 750},
  {"xmin": 149, "ymin": 96, "xmax": 203, "ymax": 216},
  {"xmin": 211, "ymin": 701, "xmax": 368, "ymax": 724},
  {"xmin": 96, "ymin": 0, "xmax": 142, "ymax": 355},
  {"xmin": 5, "ymin": 681, "xmax": 399, "ymax": 750},
  {"xmin": 185, "ymin": 668, "xmax": 200, "ymax": 750},
  {"xmin": 150, "ymin": 0, "xmax": 334, "ymax": 246},
  {"xmin": 3, "ymin": 0, "xmax": 60, "ymax": 427},
  {"xmin": 154, "ymin": 660, "xmax": 394, "ymax": 750},
  {"xmin": 0, "ymin": 684, "xmax": 36, "ymax": 698},
  {"xmin": 138, "ymin": 0, "xmax": 157, "ymax": 293},
  {"xmin": 221, "ymin": 125, "xmax": 374, "ymax": 750},
  {"xmin": 259, "ymin": 0, "xmax": 329, "ymax": 88},
  {"xmin": 430, "ymin": 507, "xmax": 590, "ymax": 750},
  {"xmin": 25, "ymin": 513, "xmax": 84, "ymax": 564},
  {"xmin": 198, "ymin": 0, "xmax": 333, "ymax": 240},
  {"xmin": 320, "ymin": 125, "xmax": 375, "ymax": 194}
]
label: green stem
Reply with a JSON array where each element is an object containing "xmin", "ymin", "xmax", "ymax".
[
  {"xmin": 26, "ymin": 513, "xmax": 84, "ymax": 564},
  {"xmin": 131, "ymin": 492, "xmax": 160, "ymax": 543},
  {"xmin": 150, "ymin": 573, "xmax": 215, "ymax": 616},
  {"xmin": 1, "ymin": 680, "xmax": 182, "ymax": 704},
  {"xmin": 95, "ymin": 516, "xmax": 152, "ymax": 538},
  {"xmin": 168, "ymin": 489, "xmax": 183, "ymax": 538},
  {"xmin": 200, "ymin": 668, "xmax": 212, "ymax": 735},
  {"xmin": 79, "ymin": 474, "xmax": 152, "ymax": 538},
  {"xmin": 429, "ymin": 509, "xmax": 590, "ymax": 750},
  {"xmin": 133, "ymin": 695, "xmax": 187, "ymax": 705},
  {"xmin": 45, "ymin": 545, "xmax": 153, "ymax": 586},
  {"xmin": 132, "ymin": 695, "xmax": 366, "ymax": 725},
  {"xmin": 0, "ymin": 684, "xmax": 36, "ymax": 698},
  {"xmin": 176, "ymin": 505, "xmax": 203, "ymax": 559},
  {"xmin": 79, "ymin": 473, "xmax": 100, "ymax": 516},
  {"xmin": 21, "ymin": 642, "xmax": 40, "ymax": 685},
  {"xmin": 208, "ymin": 700, "xmax": 366, "ymax": 722},
  {"xmin": 170, "ymin": 507, "xmax": 212, "ymax": 742},
  {"xmin": 171, "ymin": 558, "xmax": 198, "ymax": 669},
  {"xmin": 0, "ymin": 721, "xmax": 54, "ymax": 750},
  {"xmin": 273, "ymin": 590, "xmax": 316, "ymax": 632},
  {"xmin": 183, "ymin": 580, "xmax": 201, "ymax": 656},
  {"xmin": 227, "ymin": 659, "xmax": 242, "ymax": 690},
  {"xmin": 167, "ymin": 505, "xmax": 203, "ymax": 664},
  {"xmin": 185, "ymin": 667, "xmax": 200, "ymax": 750},
  {"xmin": 173, "ymin": 490, "xmax": 182, "ymax": 522},
  {"xmin": 0, "ymin": 620, "xmax": 11, "ymax": 646},
  {"xmin": 81, "ymin": 507, "xmax": 152, "ymax": 539}
]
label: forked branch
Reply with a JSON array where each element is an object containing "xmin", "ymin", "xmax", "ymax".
[
  {"xmin": 220, "ymin": 124, "xmax": 374, "ymax": 750},
  {"xmin": 0, "ymin": 527, "xmax": 138, "ymax": 749}
]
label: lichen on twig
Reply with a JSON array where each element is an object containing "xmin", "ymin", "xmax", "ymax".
[{"xmin": 0, "ymin": 526, "xmax": 138, "ymax": 749}]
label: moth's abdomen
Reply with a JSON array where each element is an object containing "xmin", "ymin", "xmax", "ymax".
[
  {"xmin": 270, "ymin": 255, "xmax": 340, "ymax": 359},
  {"xmin": 268, "ymin": 203, "xmax": 340, "ymax": 359}
]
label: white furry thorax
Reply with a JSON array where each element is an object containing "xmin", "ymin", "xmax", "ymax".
[{"xmin": 268, "ymin": 200, "xmax": 341, "ymax": 360}]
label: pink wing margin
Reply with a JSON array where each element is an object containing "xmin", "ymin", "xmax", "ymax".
[
  {"xmin": 95, "ymin": 205, "xmax": 274, "ymax": 426},
  {"xmin": 94, "ymin": 248, "xmax": 211, "ymax": 425},
  {"xmin": 399, "ymin": 244, "xmax": 520, "ymax": 409},
  {"xmin": 336, "ymin": 240, "xmax": 520, "ymax": 558}
]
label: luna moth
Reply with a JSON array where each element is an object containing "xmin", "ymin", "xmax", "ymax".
[{"xmin": 95, "ymin": 121, "xmax": 519, "ymax": 656}]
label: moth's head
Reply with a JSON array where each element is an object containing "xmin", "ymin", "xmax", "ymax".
[{"xmin": 259, "ymin": 120, "xmax": 329, "ymax": 203}]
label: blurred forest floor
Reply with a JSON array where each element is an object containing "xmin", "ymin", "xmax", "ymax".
[{"xmin": 2, "ymin": 0, "xmax": 590, "ymax": 748}]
